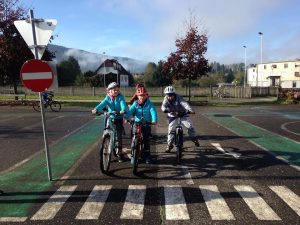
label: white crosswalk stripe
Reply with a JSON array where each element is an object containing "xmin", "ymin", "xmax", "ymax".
[
  {"xmin": 31, "ymin": 185, "xmax": 77, "ymax": 220},
  {"xmin": 234, "ymin": 185, "xmax": 281, "ymax": 220},
  {"xmin": 2, "ymin": 184, "xmax": 300, "ymax": 222},
  {"xmin": 120, "ymin": 185, "xmax": 146, "ymax": 219},
  {"xmin": 199, "ymin": 185, "xmax": 235, "ymax": 220},
  {"xmin": 164, "ymin": 185, "xmax": 190, "ymax": 220},
  {"xmin": 76, "ymin": 185, "xmax": 112, "ymax": 220},
  {"xmin": 270, "ymin": 186, "xmax": 300, "ymax": 216}
]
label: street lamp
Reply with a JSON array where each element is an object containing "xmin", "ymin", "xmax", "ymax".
[
  {"xmin": 258, "ymin": 32, "xmax": 263, "ymax": 86},
  {"xmin": 258, "ymin": 32, "xmax": 263, "ymax": 64},
  {"xmin": 102, "ymin": 52, "xmax": 106, "ymax": 87},
  {"xmin": 243, "ymin": 45, "xmax": 247, "ymax": 87}
]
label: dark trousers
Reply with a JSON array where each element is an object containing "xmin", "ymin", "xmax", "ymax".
[{"xmin": 113, "ymin": 118, "xmax": 124, "ymax": 154}]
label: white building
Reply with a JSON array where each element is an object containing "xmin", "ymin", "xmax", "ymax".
[{"xmin": 247, "ymin": 59, "xmax": 300, "ymax": 88}]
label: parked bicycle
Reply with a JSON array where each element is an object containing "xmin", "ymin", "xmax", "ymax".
[
  {"xmin": 130, "ymin": 118, "xmax": 152, "ymax": 174},
  {"xmin": 96, "ymin": 111, "xmax": 119, "ymax": 174},
  {"xmin": 33, "ymin": 92, "xmax": 61, "ymax": 112}
]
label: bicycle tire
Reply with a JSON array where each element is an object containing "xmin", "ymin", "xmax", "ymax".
[
  {"xmin": 50, "ymin": 101, "xmax": 61, "ymax": 112},
  {"xmin": 133, "ymin": 138, "xmax": 141, "ymax": 174},
  {"xmin": 175, "ymin": 128, "xmax": 183, "ymax": 164},
  {"xmin": 100, "ymin": 135, "xmax": 111, "ymax": 174},
  {"xmin": 33, "ymin": 102, "xmax": 41, "ymax": 112}
]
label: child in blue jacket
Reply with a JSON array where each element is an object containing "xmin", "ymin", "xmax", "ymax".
[
  {"xmin": 126, "ymin": 86, "xmax": 157, "ymax": 164},
  {"xmin": 92, "ymin": 82, "xmax": 127, "ymax": 162}
]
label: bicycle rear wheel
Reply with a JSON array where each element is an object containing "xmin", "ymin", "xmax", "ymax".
[
  {"xmin": 132, "ymin": 139, "xmax": 141, "ymax": 174},
  {"xmin": 175, "ymin": 128, "xmax": 183, "ymax": 164},
  {"xmin": 50, "ymin": 101, "xmax": 61, "ymax": 112},
  {"xmin": 33, "ymin": 101, "xmax": 41, "ymax": 112},
  {"xmin": 100, "ymin": 135, "xmax": 112, "ymax": 174}
]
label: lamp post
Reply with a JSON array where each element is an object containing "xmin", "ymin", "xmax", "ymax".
[
  {"xmin": 258, "ymin": 32, "xmax": 263, "ymax": 64},
  {"xmin": 258, "ymin": 32, "xmax": 263, "ymax": 86},
  {"xmin": 243, "ymin": 45, "xmax": 247, "ymax": 87},
  {"xmin": 102, "ymin": 52, "xmax": 106, "ymax": 87}
]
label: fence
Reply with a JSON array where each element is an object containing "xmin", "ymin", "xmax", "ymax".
[{"xmin": 0, "ymin": 86, "xmax": 279, "ymax": 98}]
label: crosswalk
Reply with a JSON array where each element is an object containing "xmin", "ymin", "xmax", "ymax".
[{"xmin": 0, "ymin": 184, "xmax": 299, "ymax": 222}]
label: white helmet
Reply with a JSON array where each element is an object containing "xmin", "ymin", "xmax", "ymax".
[
  {"xmin": 164, "ymin": 86, "xmax": 175, "ymax": 95},
  {"xmin": 107, "ymin": 82, "xmax": 119, "ymax": 90}
]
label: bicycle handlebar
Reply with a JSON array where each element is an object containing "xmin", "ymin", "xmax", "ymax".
[
  {"xmin": 93, "ymin": 110, "xmax": 123, "ymax": 116},
  {"xmin": 163, "ymin": 110, "xmax": 194, "ymax": 117}
]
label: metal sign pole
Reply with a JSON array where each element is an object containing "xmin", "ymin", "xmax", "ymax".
[{"xmin": 29, "ymin": 9, "xmax": 52, "ymax": 181}]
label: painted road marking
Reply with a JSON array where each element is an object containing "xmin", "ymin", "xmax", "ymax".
[
  {"xmin": 234, "ymin": 185, "xmax": 281, "ymax": 220},
  {"xmin": 2, "ymin": 184, "xmax": 300, "ymax": 222},
  {"xmin": 76, "ymin": 185, "xmax": 112, "ymax": 220},
  {"xmin": 211, "ymin": 143, "xmax": 241, "ymax": 158},
  {"xmin": 164, "ymin": 185, "xmax": 189, "ymax": 220},
  {"xmin": 0, "ymin": 217, "xmax": 27, "ymax": 222},
  {"xmin": 31, "ymin": 185, "xmax": 77, "ymax": 220},
  {"xmin": 206, "ymin": 113, "xmax": 300, "ymax": 170},
  {"xmin": 180, "ymin": 165, "xmax": 194, "ymax": 185},
  {"xmin": 199, "ymin": 185, "xmax": 235, "ymax": 220},
  {"xmin": 120, "ymin": 185, "xmax": 146, "ymax": 220},
  {"xmin": 270, "ymin": 186, "xmax": 300, "ymax": 216},
  {"xmin": 0, "ymin": 118, "xmax": 103, "ymax": 218}
]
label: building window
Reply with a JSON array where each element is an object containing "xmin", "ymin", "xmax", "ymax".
[
  {"xmin": 284, "ymin": 63, "xmax": 288, "ymax": 68},
  {"xmin": 264, "ymin": 65, "xmax": 267, "ymax": 69},
  {"xmin": 293, "ymin": 81, "xmax": 297, "ymax": 88},
  {"xmin": 272, "ymin": 64, "xmax": 277, "ymax": 69},
  {"xmin": 253, "ymin": 69, "xmax": 255, "ymax": 72},
  {"xmin": 295, "ymin": 72, "xmax": 300, "ymax": 77}
]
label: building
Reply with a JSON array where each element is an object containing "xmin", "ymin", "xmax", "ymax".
[
  {"xmin": 247, "ymin": 59, "xmax": 300, "ymax": 88},
  {"xmin": 95, "ymin": 59, "xmax": 133, "ymax": 87}
]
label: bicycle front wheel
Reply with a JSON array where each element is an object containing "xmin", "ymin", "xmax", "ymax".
[
  {"xmin": 33, "ymin": 101, "xmax": 41, "ymax": 112},
  {"xmin": 50, "ymin": 101, "xmax": 61, "ymax": 112},
  {"xmin": 132, "ymin": 139, "xmax": 141, "ymax": 175},
  {"xmin": 175, "ymin": 128, "xmax": 183, "ymax": 164},
  {"xmin": 100, "ymin": 135, "xmax": 112, "ymax": 174}
]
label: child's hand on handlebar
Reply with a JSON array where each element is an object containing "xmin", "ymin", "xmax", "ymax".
[
  {"xmin": 91, "ymin": 109, "xmax": 97, "ymax": 114},
  {"xmin": 151, "ymin": 122, "xmax": 157, "ymax": 125}
]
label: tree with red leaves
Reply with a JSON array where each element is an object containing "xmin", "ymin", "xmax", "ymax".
[
  {"xmin": 163, "ymin": 25, "xmax": 209, "ymax": 102},
  {"xmin": 0, "ymin": 0, "xmax": 54, "ymax": 97}
]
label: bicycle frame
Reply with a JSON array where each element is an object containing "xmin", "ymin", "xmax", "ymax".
[{"xmin": 131, "ymin": 119, "xmax": 151, "ymax": 174}]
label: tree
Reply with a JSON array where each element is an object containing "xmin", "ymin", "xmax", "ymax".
[
  {"xmin": 57, "ymin": 56, "xmax": 81, "ymax": 86},
  {"xmin": 163, "ymin": 25, "xmax": 209, "ymax": 102},
  {"xmin": 0, "ymin": 0, "xmax": 54, "ymax": 96},
  {"xmin": 143, "ymin": 62, "xmax": 157, "ymax": 86},
  {"xmin": 152, "ymin": 60, "xmax": 172, "ymax": 87}
]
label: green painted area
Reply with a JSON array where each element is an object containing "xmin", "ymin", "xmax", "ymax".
[
  {"xmin": 0, "ymin": 117, "xmax": 104, "ymax": 217},
  {"xmin": 207, "ymin": 113, "xmax": 300, "ymax": 167}
]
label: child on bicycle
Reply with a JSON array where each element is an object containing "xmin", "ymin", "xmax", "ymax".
[
  {"xmin": 128, "ymin": 82, "xmax": 145, "ymax": 105},
  {"xmin": 161, "ymin": 86, "xmax": 200, "ymax": 152},
  {"xmin": 92, "ymin": 82, "xmax": 127, "ymax": 162},
  {"xmin": 125, "ymin": 86, "xmax": 158, "ymax": 164}
]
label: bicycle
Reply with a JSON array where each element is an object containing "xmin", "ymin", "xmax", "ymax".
[
  {"xmin": 165, "ymin": 111, "xmax": 193, "ymax": 164},
  {"xmin": 96, "ymin": 111, "xmax": 120, "ymax": 174},
  {"xmin": 130, "ymin": 119, "xmax": 152, "ymax": 174},
  {"xmin": 33, "ymin": 92, "xmax": 61, "ymax": 112}
]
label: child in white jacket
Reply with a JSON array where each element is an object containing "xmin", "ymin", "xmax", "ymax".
[{"xmin": 161, "ymin": 86, "xmax": 200, "ymax": 152}]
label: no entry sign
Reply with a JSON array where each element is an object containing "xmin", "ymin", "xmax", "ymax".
[{"xmin": 20, "ymin": 59, "xmax": 54, "ymax": 92}]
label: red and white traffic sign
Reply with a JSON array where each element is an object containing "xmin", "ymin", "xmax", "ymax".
[{"xmin": 20, "ymin": 59, "xmax": 54, "ymax": 92}]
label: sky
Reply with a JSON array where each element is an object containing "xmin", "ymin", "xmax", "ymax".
[{"xmin": 24, "ymin": 0, "xmax": 300, "ymax": 65}]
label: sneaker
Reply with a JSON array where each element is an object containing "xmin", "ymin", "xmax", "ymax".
[
  {"xmin": 117, "ymin": 154, "xmax": 124, "ymax": 162},
  {"xmin": 165, "ymin": 144, "xmax": 174, "ymax": 153},
  {"xmin": 192, "ymin": 139, "xmax": 200, "ymax": 147}
]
